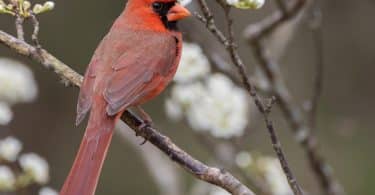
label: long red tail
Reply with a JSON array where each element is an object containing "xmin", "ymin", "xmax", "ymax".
[{"xmin": 61, "ymin": 100, "xmax": 119, "ymax": 195}]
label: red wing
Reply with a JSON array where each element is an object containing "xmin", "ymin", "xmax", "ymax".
[
  {"xmin": 76, "ymin": 34, "xmax": 115, "ymax": 125},
  {"xmin": 104, "ymin": 33, "xmax": 177, "ymax": 116}
]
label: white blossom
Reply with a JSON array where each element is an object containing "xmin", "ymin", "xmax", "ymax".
[
  {"xmin": 0, "ymin": 136, "xmax": 23, "ymax": 162},
  {"xmin": 167, "ymin": 74, "xmax": 249, "ymax": 138},
  {"xmin": 39, "ymin": 187, "xmax": 59, "ymax": 195},
  {"xmin": 0, "ymin": 58, "xmax": 38, "ymax": 105},
  {"xmin": 209, "ymin": 186, "xmax": 231, "ymax": 195},
  {"xmin": 165, "ymin": 98, "xmax": 183, "ymax": 121},
  {"xmin": 0, "ymin": 102, "xmax": 12, "ymax": 125},
  {"xmin": 170, "ymin": 81, "xmax": 206, "ymax": 106},
  {"xmin": 179, "ymin": 0, "xmax": 192, "ymax": 6},
  {"xmin": 0, "ymin": 166, "xmax": 15, "ymax": 191},
  {"xmin": 235, "ymin": 151, "xmax": 253, "ymax": 168},
  {"xmin": 174, "ymin": 42, "xmax": 211, "ymax": 83},
  {"xmin": 257, "ymin": 157, "xmax": 293, "ymax": 195},
  {"xmin": 202, "ymin": 74, "xmax": 249, "ymax": 138},
  {"xmin": 226, "ymin": 0, "xmax": 265, "ymax": 9},
  {"xmin": 19, "ymin": 153, "xmax": 49, "ymax": 184}
]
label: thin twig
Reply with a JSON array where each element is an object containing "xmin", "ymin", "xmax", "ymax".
[
  {"xmin": 15, "ymin": 15, "xmax": 24, "ymax": 40},
  {"xmin": 29, "ymin": 12, "xmax": 42, "ymax": 49},
  {"xmin": 0, "ymin": 27, "xmax": 256, "ymax": 195},
  {"xmin": 308, "ymin": 6, "xmax": 323, "ymax": 129},
  {"xmin": 196, "ymin": 1, "xmax": 304, "ymax": 195},
  {"xmin": 11, "ymin": 0, "xmax": 25, "ymax": 41}
]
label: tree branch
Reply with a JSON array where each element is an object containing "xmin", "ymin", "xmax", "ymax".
[{"xmin": 0, "ymin": 30, "xmax": 256, "ymax": 195}]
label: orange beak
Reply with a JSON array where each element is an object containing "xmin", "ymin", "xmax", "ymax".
[{"xmin": 167, "ymin": 3, "xmax": 191, "ymax": 21}]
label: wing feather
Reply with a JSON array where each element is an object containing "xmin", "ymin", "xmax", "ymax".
[
  {"xmin": 76, "ymin": 58, "xmax": 99, "ymax": 125},
  {"xmin": 104, "ymin": 33, "xmax": 177, "ymax": 116}
]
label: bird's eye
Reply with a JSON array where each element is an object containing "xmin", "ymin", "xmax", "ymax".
[{"xmin": 152, "ymin": 2, "xmax": 163, "ymax": 11}]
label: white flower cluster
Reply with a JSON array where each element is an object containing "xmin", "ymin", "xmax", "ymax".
[
  {"xmin": 0, "ymin": 136, "xmax": 53, "ymax": 192},
  {"xmin": 226, "ymin": 0, "xmax": 265, "ymax": 9},
  {"xmin": 20, "ymin": 153, "xmax": 50, "ymax": 184},
  {"xmin": 174, "ymin": 42, "xmax": 211, "ymax": 83},
  {"xmin": 166, "ymin": 43, "xmax": 249, "ymax": 138},
  {"xmin": 0, "ymin": 0, "xmax": 55, "ymax": 17},
  {"xmin": 0, "ymin": 58, "xmax": 38, "ymax": 125}
]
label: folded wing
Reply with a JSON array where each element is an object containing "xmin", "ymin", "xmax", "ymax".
[{"xmin": 104, "ymin": 32, "xmax": 178, "ymax": 116}]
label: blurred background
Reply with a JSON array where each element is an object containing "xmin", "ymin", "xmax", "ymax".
[{"xmin": 0, "ymin": 0, "xmax": 374, "ymax": 194}]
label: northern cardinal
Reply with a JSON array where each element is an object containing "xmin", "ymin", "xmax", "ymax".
[{"xmin": 60, "ymin": 1, "xmax": 190, "ymax": 194}]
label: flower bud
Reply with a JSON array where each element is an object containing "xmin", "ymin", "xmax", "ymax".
[
  {"xmin": 226, "ymin": 0, "xmax": 265, "ymax": 9},
  {"xmin": 0, "ymin": 4, "xmax": 5, "ymax": 12},
  {"xmin": 32, "ymin": 3, "xmax": 43, "ymax": 14},
  {"xmin": 33, "ymin": 1, "xmax": 54, "ymax": 14},
  {"xmin": 43, "ymin": 1, "xmax": 54, "ymax": 11},
  {"xmin": 6, "ymin": 4, "xmax": 14, "ymax": 10},
  {"xmin": 23, "ymin": 1, "xmax": 31, "ymax": 11},
  {"xmin": 0, "ymin": 137, "xmax": 23, "ymax": 162},
  {"xmin": 0, "ymin": 166, "xmax": 15, "ymax": 191}
]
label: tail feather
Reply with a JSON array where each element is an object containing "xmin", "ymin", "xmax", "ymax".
[{"xmin": 61, "ymin": 101, "xmax": 118, "ymax": 195}]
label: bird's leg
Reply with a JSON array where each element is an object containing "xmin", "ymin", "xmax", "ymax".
[
  {"xmin": 135, "ymin": 106, "xmax": 153, "ymax": 127},
  {"xmin": 134, "ymin": 106, "xmax": 153, "ymax": 145}
]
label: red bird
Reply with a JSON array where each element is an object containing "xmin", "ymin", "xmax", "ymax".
[{"xmin": 60, "ymin": 0, "xmax": 190, "ymax": 194}]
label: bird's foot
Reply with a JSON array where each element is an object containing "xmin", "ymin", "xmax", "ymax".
[
  {"xmin": 136, "ymin": 119, "xmax": 153, "ymax": 145},
  {"xmin": 134, "ymin": 106, "xmax": 154, "ymax": 145}
]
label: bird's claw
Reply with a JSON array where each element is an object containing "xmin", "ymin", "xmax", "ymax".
[
  {"xmin": 136, "ymin": 120, "xmax": 153, "ymax": 145},
  {"xmin": 138, "ymin": 120, "xmax": 152, "ymax": 130},
  {"xmin": 140, "ymin": 138, "xmax": 148, "ymax": 145}
]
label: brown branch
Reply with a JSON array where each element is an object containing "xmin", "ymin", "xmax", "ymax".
[
  {"xmin": 243, "ymin": 1, "xmax": 345, "ymax": 195},
  {"xmin": 196, "ymin": 1, "xmax": 304, "ymax": 195},
  {"xmin": 0, "ymin": 28, "xmax": 256, "ymax": 195}
]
